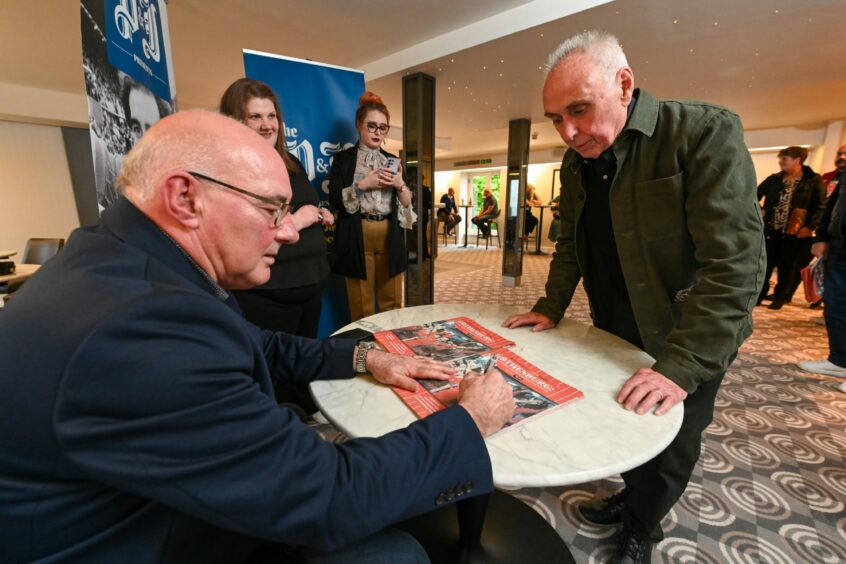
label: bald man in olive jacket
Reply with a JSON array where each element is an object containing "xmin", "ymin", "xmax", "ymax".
[{"xmin": 504, "ymin": 31, "xmax": 764, "ymax": 563}]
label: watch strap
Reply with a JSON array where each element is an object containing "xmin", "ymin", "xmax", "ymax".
[{"xmin": 355, "ymin": 342, "xmax": 374, "ymax": 374}]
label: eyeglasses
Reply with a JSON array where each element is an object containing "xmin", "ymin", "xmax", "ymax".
[
  {"xmin": 189, "ymin": 171, "xmax": 290, "ymax": 227},
  {"xmin": 366, "ymin": 122, "xmax": 390, "ymax": 135}
]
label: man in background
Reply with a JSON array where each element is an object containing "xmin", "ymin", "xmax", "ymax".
[
  {"xmin": 821, "ymin": 144, "xmax": 846, "ymax": 197},
  {"xmin": 0, "ymin": 110, "xmax": 515, "ymax": 563},
  {"xmin": 472, "ymin": 188, "xmax": 499, "ymax": 238},
  {"xmin": 799, "ymin": 164, "xmax": 846, "ymax": 389},
  {"xmin": 503, "ymin": 31, "xmax": 764, "ymax": 563},
  {"xmin": 438, "ymin": 186, "xmax": 461, "ymax": 236}
]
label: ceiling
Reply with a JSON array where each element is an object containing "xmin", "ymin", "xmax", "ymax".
[{"xmin": 1, "ymin": 0, "xmax": 845, "ymax": 160}]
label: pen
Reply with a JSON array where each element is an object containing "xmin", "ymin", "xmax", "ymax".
[{"xmin": 482, "ymin": 354, "xmax": 497, "ymax": 373}]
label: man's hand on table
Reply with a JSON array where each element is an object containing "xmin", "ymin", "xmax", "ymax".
[
  {"xmin": 618, "ymin": 368, "xmax": 687, "ymax": 416},
  {"xmin": 501, "ymin": 311, "xmax": 555, "ymax": 332},
  {"xmin": 365, "ymin": 349, "xmax": 454, "ymax": 392},
  {"xmin": 458, "ymin": 368, "xmax": 515, "ymax": 437}
]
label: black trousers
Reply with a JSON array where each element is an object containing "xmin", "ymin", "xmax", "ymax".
[
  {"xmin": 621, "ymin": 373, "xmax": 724, "ymax": 541},
  {"xmin": 234, "ymin": 278, "xmax": 328, "ymax": 411},
  {"xmin": 760, "ymin": 234, "xmax": 814, "ymax": 301},
  {"xmin": 524, "ymin": 210, "xmax": 538, "ymax": 236}
]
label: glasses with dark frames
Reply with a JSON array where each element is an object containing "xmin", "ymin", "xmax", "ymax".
[
  {"xmin": 189, "ymin": 171, "xmax": 290, "ymax": 227},
  {"xmin": 366, "ymin": 122, "xmax": 390, "ymax": 135}
]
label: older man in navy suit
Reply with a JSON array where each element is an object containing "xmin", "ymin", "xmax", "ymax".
[{"xmin": 0, "ymin": 110, "xmax": 514, "ymax": 563}]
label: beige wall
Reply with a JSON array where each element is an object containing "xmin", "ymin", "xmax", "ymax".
[{"xmin": 0, "ymin": 120, "xmax": 80, "ymax": 258}]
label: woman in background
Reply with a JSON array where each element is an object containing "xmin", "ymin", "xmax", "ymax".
[
  {"xmin": 220, "ymin": 78, "xmax": 333, "ymax": 410},
  {"xmin": 524, "ymin": 183, "xmax": 542, "ymax": 236},
  {"xmin": 329, "ymin": 92, "xmax": 416, "ymax": 321},
  {"xmin": 756, "ymin": 145, "xmax": 826, "ymax": 309},
  {"xmin": 220, "ymin": 78, "xmax": 332, "ymax": 335}
]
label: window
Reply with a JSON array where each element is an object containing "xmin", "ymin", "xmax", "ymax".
[{"xmin": 470, "ymin": 173, "xmax": 501, "ymax": 215}]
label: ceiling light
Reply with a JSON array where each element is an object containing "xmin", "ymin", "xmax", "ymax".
[
  {"xmin": 673, "ymin": 19, "xmax": 678, "ymax": 24},
  {"xmin": 450, "ymin": 58, "xmax": 455, "ymax": 63}
]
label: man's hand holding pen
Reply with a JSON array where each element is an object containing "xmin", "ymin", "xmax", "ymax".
[{"xmin": 458, "ymin": 354, "xmax": 514, "ymax": 436}]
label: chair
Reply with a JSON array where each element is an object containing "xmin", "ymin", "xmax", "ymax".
[
  {"xmin": 1, "ymin": 238, "xmax": 65, "ymax": 306},
  {"xmin": 524, "ymin": 222, "xmax": 538, "ymax": 251},
  {"xmin": 22, "ymin": 238, "xmax": 64, "ymax": 265},
  {"xmin": 475, "ymin": 219, "xmax": 501, "ymax": 249}
]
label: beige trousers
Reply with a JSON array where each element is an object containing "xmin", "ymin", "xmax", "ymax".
[{"xmin": 345, "ymin": 219, "xmax": 403, "ymax": 321}]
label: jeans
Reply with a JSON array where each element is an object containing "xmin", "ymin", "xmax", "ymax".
[{"xmin": 824, "ymin": 244, "xmax": 846, "ymax": 367}]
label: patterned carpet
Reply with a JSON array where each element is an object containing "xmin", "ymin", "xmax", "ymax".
[{"xmin": 319, "ymin": 246, "xmax": 846, "ymax": 563}]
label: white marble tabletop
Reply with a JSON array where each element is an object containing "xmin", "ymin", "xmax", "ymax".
[{"xmin": 311, "ymin": 304, "xmax": 683, "ymax": 489}]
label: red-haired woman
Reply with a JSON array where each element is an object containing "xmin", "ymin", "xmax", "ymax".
[{"xmin": 329, "ymin": 92, "xmax": 416, "ymax": 321}]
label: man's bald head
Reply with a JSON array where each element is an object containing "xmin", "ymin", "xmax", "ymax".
[
  {"xmin": 118, "ymin": 109, "xmax": 284, "ymax": 206},
  {"xmin": 114, "ymin": 109, "xmax": 297, "ymax": 289},
  {"xmin": 835, "ymin": 143, "xmax": 846, "ymax": 171}
]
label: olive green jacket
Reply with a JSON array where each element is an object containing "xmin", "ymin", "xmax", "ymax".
[{"xmin": 532, "ymin": 89, "xmax": 765, "ymax": 393}]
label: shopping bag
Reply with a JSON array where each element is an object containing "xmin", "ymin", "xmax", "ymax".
[{"xmin": 801, "ymin": 257, "xmax": 824, "ymax": 303}]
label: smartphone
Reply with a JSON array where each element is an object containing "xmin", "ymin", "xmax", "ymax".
[
  {"xmin": 385, "ymin": 157, "xmax": 401, "ymax": 174},
  {"xmin": 328, "ymin": 327, "xmax": 374, "ymax": 343}
]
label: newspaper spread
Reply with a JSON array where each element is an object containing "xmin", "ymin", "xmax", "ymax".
[{"xmin": 374, "ymin": 317, "xmax": 583, "ymax": 428}]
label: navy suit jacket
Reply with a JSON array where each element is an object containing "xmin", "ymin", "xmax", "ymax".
[{"xmin": 0, "ymin": 198, "xmax": 492, "ymax": 563}]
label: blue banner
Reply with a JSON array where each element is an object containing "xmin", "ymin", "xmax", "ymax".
[
  {"xmin": 81, "ymin": 0, "xmax": 175, "ymax": 211},
  {"xmin": 105, "ymin": 0, "xmax": 175, "ymax": 102},
  {"xmin": 243, "ymin": 50, "xmax": 365, "ymax": 337}
]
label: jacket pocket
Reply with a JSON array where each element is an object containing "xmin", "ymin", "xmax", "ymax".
[{"xmin": 635, "ymin": 172, "xmax": 685, "ymax": 240}]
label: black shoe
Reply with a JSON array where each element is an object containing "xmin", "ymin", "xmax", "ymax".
[
  {"xmin": 613, "ymin": 526, "xmax": 654, "ymax": 564},
  {"xmin": 762, "ymin": 293, "xmax": 775, "ymax": 301},
  {"xmin": 768, "ymin": 296, "xmax": 788, "ymax": 310},
  {"xmin": 810, "ymin": 300, "xmax": 823, "ymax": 310},
  {"xmin": 578, "ymin": 490, "xmax": 626, "ymax": 525}
]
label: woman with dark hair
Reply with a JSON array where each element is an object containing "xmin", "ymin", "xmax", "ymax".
[
  {"xmin": 219, "ymin": 79, "xmax": 333, "ymax": 334},
  {"xmin": 757, "ymin": 145, "xmax": 826, "ymax": 309},
  {"xmin": 524, "ymin": 183, "xmax": 542, "ymax": 236},
  {"xmin": 329, "ymin": 91, "xmax": 416, "ymax": 321}
]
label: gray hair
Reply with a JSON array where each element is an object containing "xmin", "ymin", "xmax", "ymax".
[{"xmin": 546, "ymin": 30, "xmax": 628, "ymax": 85}]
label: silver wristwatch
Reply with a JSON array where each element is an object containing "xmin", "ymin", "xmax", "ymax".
[{"xmin": 354, "ymin": 342, "xmax": 376, "ymax": 374}]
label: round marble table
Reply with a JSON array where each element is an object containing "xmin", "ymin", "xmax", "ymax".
[
  {"xmin": 312, "ymin": 303, "xmax": 683, "ymax": 488},
  {"xmin": 311, "ymin": 304, "xmax": 683, "ymax": 563}
]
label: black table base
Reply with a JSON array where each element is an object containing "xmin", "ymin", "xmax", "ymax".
[{"xmin": 397, "ymin": 490, "xmax": 575, "ymax": 564}]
